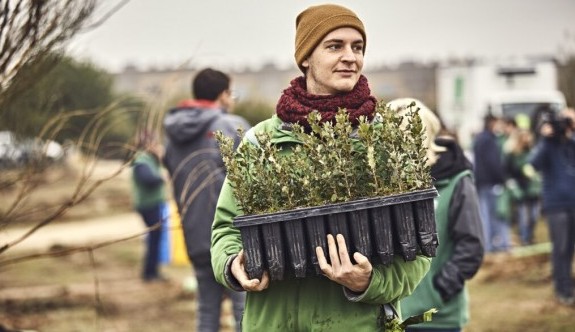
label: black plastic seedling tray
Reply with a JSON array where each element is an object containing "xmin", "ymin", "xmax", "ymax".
[{"xmin": 233, "ymin": 187, "xmax": 439, "ymax": 281}]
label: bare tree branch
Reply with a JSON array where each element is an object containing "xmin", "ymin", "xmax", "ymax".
[
  {"xmin": 81, "ymin": 0, "xmax": 130, "ymax": 32},
  {"xmin": 0, "ymin": 221, "xmax": 172, "ymax": 268},
  {"xmin": 0, "ymin": 0, "xmax": 97, "ymax": 109}
]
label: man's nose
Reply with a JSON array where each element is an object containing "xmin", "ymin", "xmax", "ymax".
[{"xmin": 341, "ymin": 45, "xmax": 357, "ymax": 62}]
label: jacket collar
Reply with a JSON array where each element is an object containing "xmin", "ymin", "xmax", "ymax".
[{"xmin": 177, "ymin": 99, "xmax": 220, "ymax": 109}]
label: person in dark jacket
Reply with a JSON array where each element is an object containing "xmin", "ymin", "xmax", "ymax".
[
  {"xmin": 162, "ymin": 68, "xmax": 250, "ymax": 332},
  {"xmin": 131, "ymin": 131, "xmax": 168, "ymax": 282},
  {"xmin": 528, "ymin": 107, "xmax": 575, "ymax": 306},
  {"xmin": 391, "ymin": 99, "xmax": 484, "ymax": 332},
  {"xmin": 472, "ymin": 114, "xmax": 510, "ymax": 252}
]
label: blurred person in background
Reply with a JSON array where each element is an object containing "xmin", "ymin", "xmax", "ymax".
[
  {"xmin": 162, "ymin": 68, "xmax": 250, "ymax": 331},
  {"xmin": 528, "ymin": 107, "xmax": 575, "ymax": 306},
  {"xmin": 391, "ymin": 99, "xmax": 484, "ymax": 332},
  {"xmin": 131, "ymin": 130, "xmax": 168, "ymax": 282},
  {"xmin": 210, "ymin": 4, "xmax": 431, "ymax": 331},
  {"xmin": 472, "ymin": 114, "xmax": 510, "ymax": 252},
  {"xmin": 499, "ymin": 117, "xmax": 518, "ymax": 144},
  {"xmin": 503, "ymin": 127, "xmax": 541, "ymax": 246},
  {"xmin": 496, "ymin": 117, "xmax": 519, "ymax": 226}
]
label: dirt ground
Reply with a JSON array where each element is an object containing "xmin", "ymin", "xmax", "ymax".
[
  {"xmin": 0, "ymin": 159, "xmax": 238, "ymax": 332},
  {"xmin": 2, "ymin": 223, "xmax": 575, "ymax": 332},
  {"xmin": 0, "ymin": 239, "xmax": 238, "ymax": 332},
  {"xmin": 1, "ymin": 160, "xmax": 575, "ymax": 331}
]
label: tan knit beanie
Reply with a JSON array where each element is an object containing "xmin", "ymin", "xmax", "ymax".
[{"xmin": 294, "ymin": 4, "xmax": 366, "ymax": 72}]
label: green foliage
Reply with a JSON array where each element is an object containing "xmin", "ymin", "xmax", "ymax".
[
  {"xmin": 385, "ymin": 308, "xmax": 437, "ymax": 332},
  {"xmin": 1, "ymin": 55, "xmax": 148, "ymax": 159},
  {"xmin": 1, "ymin": 56, "xmax": 114, "ymax": 138},
  {"xmin": 216, "ymin": 101, "xmax": 433, "ymax": 215}
]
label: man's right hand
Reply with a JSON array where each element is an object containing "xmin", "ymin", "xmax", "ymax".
[{"xmin": 231, "ymin": 250, "xmax": 270, "ymax": 291}]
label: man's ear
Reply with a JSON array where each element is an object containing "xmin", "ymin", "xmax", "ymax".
[
  {"xmin": 216, "ymin": 89, "xmax": 228, "ymax": 104},
  {"xmin": 301, "ymin": 59, "xmax": 310, "ymax": 69}
]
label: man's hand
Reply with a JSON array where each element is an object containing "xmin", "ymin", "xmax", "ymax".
[
  {"xmin": 316, "ymin": 234, "xmax": 373, "ymax": 293},
  {"xmin": 231, "ymin": 250, "xmax": 270, "ymax": 291}
]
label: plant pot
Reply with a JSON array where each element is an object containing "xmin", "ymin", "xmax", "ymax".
[{"xmin": 233, "ymin": 187, "xmax": 439, "ymax": 281}]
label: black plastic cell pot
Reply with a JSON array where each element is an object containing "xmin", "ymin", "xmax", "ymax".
[{"xmin": 233, "ymin": 187, "xmax": 439, "ymax": 281}]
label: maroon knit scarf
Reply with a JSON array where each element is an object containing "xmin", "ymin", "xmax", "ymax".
[{"xmin": 276, "ymin": 75, "xmax": 377, "ymax": 129}]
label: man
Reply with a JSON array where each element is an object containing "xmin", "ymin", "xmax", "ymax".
[
  {"xmin": 528, "ymin": 107, "xmax": 575, "ymax": 306},
  {"xmin": 162, "ymin": 68, "xmax": 249, "ymax": 332},
  {"xmin": 472, "ymin": 114, "xmax": 510, "ymax": 252},
  {"xmin": 389, "ymin": 99, "xmax": 484, "ymax": 332},
  {"xmin": 211, "ymin": 4, "xmax": 431, "ymax": 331}
]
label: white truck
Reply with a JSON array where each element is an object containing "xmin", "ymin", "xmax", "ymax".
[{"xmin": 436, "ymin": 60, "xmax": 566, "ymax": 150}]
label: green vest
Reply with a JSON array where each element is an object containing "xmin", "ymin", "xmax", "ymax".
[
  {"xmin": 131, "ymin": 152, "xmax": 166, "ymax": 209},
  {"xmin": 401, "ymin": 170, "xmax": 471, "ymax": 329}
]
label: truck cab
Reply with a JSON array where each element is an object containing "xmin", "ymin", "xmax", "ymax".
[{"xmin": 487, "ymin": 89, "xmax": 566, "ymax": 131}]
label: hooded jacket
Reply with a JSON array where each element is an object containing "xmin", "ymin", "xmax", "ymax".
[
  {"xmin": 401, "ymin": 136, "xmax": 484, "ymax": 329},
  {"xmin": 211, "ymin": 115, "xmax": 431, "ymax": 331},
  {"xmin": 163, "ymin": 100, "xmax": 250, "ymax": 265}
]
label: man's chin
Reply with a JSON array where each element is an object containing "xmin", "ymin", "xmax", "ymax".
[{"xmin": 334, "ymin": 81, "xmax": 358, "ymax": 93}]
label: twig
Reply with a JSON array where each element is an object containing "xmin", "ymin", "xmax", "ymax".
[{"xmin": 0, "ymin": 222, "xmax": 174, "ymax": 268}]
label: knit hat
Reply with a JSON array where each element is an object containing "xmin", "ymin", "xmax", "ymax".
[{"xmin": 294, "ymin": 4, "xmax": 366, "ymax": 72}]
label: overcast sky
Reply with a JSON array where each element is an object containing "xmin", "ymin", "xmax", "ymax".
[{"xmin": 68, "ymin": 0, "xmax": 575, "ymax": 72}]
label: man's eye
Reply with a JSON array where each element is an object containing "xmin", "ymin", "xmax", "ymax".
[
  {"xmin": 327, "ymin": 44, "xmax": 341, "ymax": 51},
  {"xmin": 353, "ymin": 44, "xmax": 364, "ymax": 52}
]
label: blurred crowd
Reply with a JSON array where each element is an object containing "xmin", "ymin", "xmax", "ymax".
[{"xmin": 471, "ymin": 105, "xmax": 575, "ymax": 306}]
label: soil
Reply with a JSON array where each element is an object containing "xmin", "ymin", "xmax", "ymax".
[
  {"xmin": 0, "ymin": 235, "xmax": 238, "ymax": 332},
  {"xmin": 2, "ymin": 219, "xmax": 575, "ymax": 332}
]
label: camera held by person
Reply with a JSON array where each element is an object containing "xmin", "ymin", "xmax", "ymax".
[{"xmin": 536, "ymin": 107, "xmax": 575, "ymax": 141}]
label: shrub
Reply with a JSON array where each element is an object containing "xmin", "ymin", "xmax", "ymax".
[{"xmin": 216, "ymin": 100, "xmax": 432, "ymax": 215}]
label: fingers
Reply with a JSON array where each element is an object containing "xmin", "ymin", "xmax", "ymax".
[
  {"xmin": 242, "ymin": 271, "xmax": 270, "ymax": 292},
  {"xmin": 231, "ymin": 250, "xmax": 270, "ymax": 292},
  {"xmin": 236, "ymin": 234, "xmax": 370, "ymax": 291},
  {"xmin": 317, "ymin": 234, "xmax": 352, "ymax": 277},
  {"xmin": 336, "ymin": 234, "xmax": 352, "ymax": 266},
  {"xmin": 316, "ymin": 245, "xmax": 331, "ymax": 276},
  {"xmin": 327, "ymin": 234, "xmax": 341, "ymax": 270},
  {"xmin": 257, "ymin": 271, "xmax": 270, "ymax": 290},
  {"xmin": 353, "ymin": 252, "xmax": 373, "ymax": 273},
  {"xmin": 237, "ymin": 249, "xmax": 245, "ymax": 262},
  {"xmin": 230, "ymin": 250, "xmax": 249, "ymax": 283}
]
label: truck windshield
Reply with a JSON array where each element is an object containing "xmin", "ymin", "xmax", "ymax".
[
  {"xmin": 501, "ymin": 102, "xmax": 563, "ymax": 132},
  {"xmin": 501, "ymin": 102, "xmax": 561, "ymax": 119}
]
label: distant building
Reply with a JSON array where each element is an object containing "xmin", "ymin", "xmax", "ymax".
[{"xmin": 112, "ymin": 62, "xmax": 438, "ymax": 110}]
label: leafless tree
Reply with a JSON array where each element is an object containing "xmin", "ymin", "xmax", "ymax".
[
  {"xmin": 0, "ymin": 0, "xmax": 137, "ymax": 258},
  {"xmin": 0, "ymin": 0, "xmax": 130, "ymax": 110}
]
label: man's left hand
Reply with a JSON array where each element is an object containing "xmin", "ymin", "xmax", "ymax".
[{"xmin": 316, "ymin": 234, "xmax": 373, "ymax": 293}]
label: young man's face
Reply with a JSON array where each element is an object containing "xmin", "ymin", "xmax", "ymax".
[
  {"xmin": 218, "ymin": 88, "xmax": 235, "ymax": 112},
  {"xmin": 302, "ymin": 27, "xmax": 364, "ymax": 95}
]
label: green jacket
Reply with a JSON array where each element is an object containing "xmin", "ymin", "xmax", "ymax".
[
  {"xmin": 131, "ymin": 151, "xmax": 166, "ymax": 209},
  {"xmin": 401, "ymin": 171, "xmax": 475, "ymax": 329},
  {"xmin": 211, "ymin": 115, "xmax": 431, "ymax": 331}
]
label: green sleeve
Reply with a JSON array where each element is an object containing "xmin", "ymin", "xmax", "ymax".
[
  {"xmin": 346, "ymin": 255, "xmax": 431, "ymax": 306},
  {"xmin": 211, "ymin": 177, "xmax": 244, "ymax": 288}
]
